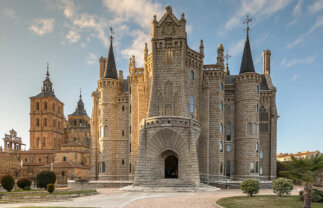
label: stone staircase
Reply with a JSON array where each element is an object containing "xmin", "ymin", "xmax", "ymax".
[{"xmin": 121, "ymin": 179, "xmax": 220, "ymax": 192}]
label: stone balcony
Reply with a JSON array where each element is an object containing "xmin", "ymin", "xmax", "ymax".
[{"xmin": 139, "ymin": 116, "xmax": 201, "ymax": 132}]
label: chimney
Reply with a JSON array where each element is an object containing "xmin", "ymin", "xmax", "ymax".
[
  {"xmin": 262, "ymin": 49, "xmax": 271, "ymax": 74},
  {"xmin": 118, "ymin": 70, "xmax": 124, "ymax": 80}
]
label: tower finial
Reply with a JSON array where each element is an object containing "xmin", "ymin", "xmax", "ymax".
[
  {"xmin": 46, "ymin": 62, "xmax": 50, "ymax": 77},
  {"xmin": 109, "ymin": 26, "xmax": 114, "ymax": 45},
  {"xmin": 224, "ymin": 50, "xmax": 232, "ymax": 75},
  {"xmin": 243, "ymin": 15, "xmax": 253, "ymax": 37},
  {"xmin": 80, "ymin": 88, "xmax": 82, "ymax": 99}
]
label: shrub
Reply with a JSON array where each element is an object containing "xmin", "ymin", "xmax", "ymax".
[
  {"xmin": 36, "ymin": 171, "xmax": 56, "ymax": 188},
  {"xmin": 312, "ymin": 190, "xmax": 323, "ymax": 203},
  {"xmin": 272, "ymin": 177, "xmax": 294, "ymax": 197},
  {"xmin": 17, "ymin": 177, "xmax": 32, "ymax": 190},
  {"xmin": 0, "ymin": 175, "xmax": 15, "ymax": 192},
  {"xmin": 46, "ymin": 184, "xmax": 55, "ymax": 193},
  {"xmin": 299, "ymin": 190, "xmax": 304, "ymax": 201},
  {"xmin": 240, "ymin": 179, "xmax": 260, "ymax": 197}
]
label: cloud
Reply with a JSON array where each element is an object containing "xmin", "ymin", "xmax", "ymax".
[
  {"xmin": 293, "ymin": 0, "xmax": 303, "ymax": 16},
  {"xmin": 281, "ymin": 57, "xmax": 315, "ymax": 68},
  {"xmin": 229, "ymin": 39, "xmax": 245, "ymax": 56},
  {"xmin": 29, "ymin": 18, "xmax": 55, "ymax": 36},
  {"xmin": 286, "ymin": 15, "xmax": 323, "ymax": 48},
  {"xmin": 66, "ymin": 30, "xmax": 80, "ymax": 43},
  {"xmin": 308, "ymin": 0, "xmax": 323, "ymax": 13},
  {"xmin": 86, "ymin": 52, "xmax": 98, "ymax": 65},
  {"xmin": 3, "ymin": 8, "xmax": 16, "ymax": 18},
  {"xmin": 224, "ymin": 0, "xmax": 292, "ymax": 31},
  {"xmin": 102, "ymin": 0, "xmax": 164, "ymax": 66},
  {"xmin": 291, "ymin": 74, "xmax": 299, "ymax": 80}
]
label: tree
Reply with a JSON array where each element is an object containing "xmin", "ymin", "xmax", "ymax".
[
  {"xmin": 240, "ymin": 179, "xmax": 260, "ymax": 197},
  {"xmin": 36, "ymin": 171, "xmax": 56, "ymax": 188},
  {"xmin": 280, "ymin": 153, "xmax": 323, "ymax": 208},
  {"xmin": 17, "ymin": 177, "xmax": 32, "ymax": 190},
  {"xmin": 1, "ymin": 174, "xmax": 15, "ymax": 192}
]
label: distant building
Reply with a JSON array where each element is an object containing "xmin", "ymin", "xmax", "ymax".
[
  {"xmin": 277, "ymin": 151, "xmax": 321, "ymax": 162},
  {"xmin": 0, "ymin": 68, "xmax": 91, "ymax": 184}
]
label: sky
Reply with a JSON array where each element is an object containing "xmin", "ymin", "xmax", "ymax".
[{"xmin": 0, "ymin": 0, "xmax": 322, "ymax": 154}]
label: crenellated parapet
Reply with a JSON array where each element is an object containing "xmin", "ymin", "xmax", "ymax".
[
  {"xmin": 186, "ymin": 49, "xmax": 203, "ymax": 70},
  {"xmin": 234, "ymin": 72, "xmax": 262, "ymax": 85},
  {"xmin": 97, "ymin": 79, "xmax": 123, "ymax": 91}
]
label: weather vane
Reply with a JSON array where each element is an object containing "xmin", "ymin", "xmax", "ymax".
[
  {"xmin": 46, "ymin": 62, "xmax": 50, "ymax": 77},
  {"xmin": 109, "ymin": 26, "xmax": 114, "ymax": 42},
  {"xmin": 243, "ymin": 15, "xmax": 253, "ymax": 35},
  {"xmin": 80, "ymin": 88, "xmax": 82, "ymax": 98}
]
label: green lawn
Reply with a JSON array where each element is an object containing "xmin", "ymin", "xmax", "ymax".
[
  {"xmin": 217, "ymin": 195, "xmax": 323, "ymax": 208},
  {"xmin": 2, "ymin": 190, "xmax": 96, "ymax": 197},
  {"xmin": 18, "ymin": 207, "xmax": 95, "ymax": 208}
]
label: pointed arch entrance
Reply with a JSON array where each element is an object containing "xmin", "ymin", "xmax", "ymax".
[{"xmin": 165, "ymin": 155, "xmax": 178, "ymax": 178}]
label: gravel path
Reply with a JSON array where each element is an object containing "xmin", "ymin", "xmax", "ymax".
[{"xmin": 5, "ymin": 187, "xmax": 301, "ymax": 208}]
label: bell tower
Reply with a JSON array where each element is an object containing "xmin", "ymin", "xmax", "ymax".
[{"xmin": 29, "ymin": 64, "xmax": 65, "ymax": 150}]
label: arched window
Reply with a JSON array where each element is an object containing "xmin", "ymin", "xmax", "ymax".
[
  {"xmin": 260, "ymin": 166, "xmax": 263, "ymax": 175},
  {"xmin": 165, "ymin": 81, "xmax": 173, "ymax": 103},
  {"xmin": 226, "ymin": 160, "xmax": 231, "ymax": 177},
  {"xmin": 36, "ymin": 137, "xmax": 40, "ymax": 146},
  {"xmin": 220, "ymin": 123, "xmax": 223, "ymax": 133},
  {"xmin": 226, "ymin": 121, "xmax": 231, "ymax": 141},
  {"xmin": 44, "ymin": 102, "xmax": 47, "ymax": 110},
  {"xmin": 99, "ymin": 126, "xmax": 103, "ymax": 138},
  {"xmin": 256, "ymin": 161, "xmax": 259, "ymax": 173},
  {"xmin": 220, "ymin": 101, "xmax": 223, "ymax": 111},
  {"xmin": 36, "ymin": 102, "xmax": 40, "ymax": 110},
  {"xmin": 43, "ymin": 137, "xmax": 46, "ymax": 146},
  {"xmin": 74, "ymin": 119, "xmax": 76, "ymax": 126},
  {"xmin": 250, "ymin": 162, "xmax": 255, "ymax": 173},
  {"xmin": 190, "ymin": 95, "xmax": 194, "ymax": 116},
  {"xmin": 247, "ymin": 122, "xmax": 252, "ymax": 135},
  {"xmin": 220, "ymin": 141, "xmax": 223, "ymax": 152},
  {"xmin": 98, "ymin": 162, "xmax": 101, "ymax": 173},
  {"xmin": 253, "ymin": 123, "xmax": 257, "ymax": 135},
  {"xmin": 102, "ymin": 161, "xmax": 106, "ymax": 173},
  {"xmin": 122, "ymin": 130, "xmax": 124, "ymax": 136},
  {"xmin": 165, "ymin": 105, "xmax": 172, "ymax": 115},
  {"xmin": 226, "ymin": 105, "xmax": 231, "ymax": 113},
  {"xmin": 122, "ymin": 159, "xmax": 124, "ymax": 165},
  {"xmin": 260, "ymin": 106, "xmax": 269, "ymax": 133},
  {"xmin": 220, "ymin": 162, "xmax": 223, "ymax": 174},
  {"xmin": 226, "ymin": 144, "xmax": 231, "ymax": 152},
  {"xmin": 63, "ymin": 156, "xmax": 66, "ymax": 161},
  {"xmin": 58, "ymin": 106, "xmax": 60, "ymax": 114},
  {"xmin": 260, "ymin": 150, "xmax": 264, "ymax": 159},
  {"xmin": 122, "ymin": 105, "xmax": 125, "ymax": 112},
  {"xmin": 104, "ymin": 125, "xmax": 109, "ymax": 137},
  {"xmin": 256, "ymin": 85, "xmax": 259, "ymax": 94},
  {"xmin": 44, "ymin": 118, "xmax": 47, "ymax": 127},
  {"xmin": 62, "ymin": 171, "xmax": 65, "ymax": 176},
  {"xmin": 53, "ymin": 120, "xmax": 56, "ymax": 128},
  {"xmin": 52, "ymin": 103, "xmax": 55, "ymax": 112},
  {"xmin": 256, "ymin": 142, "xmax": 259, "ymax": 152},
  {"xmin": 256, "ymin": 103, "xmax": 259, "ymax": 112},
  {"xmin": 190, "ymin": 70, "xmax": 194, "ymax": 80},
  {"xmin": 129, "ymin": 163, "xmax": 132, "ymax": 173},
  {"xmin": 36, "ymin": 118, "xmax": 40, "ymax": 127}
]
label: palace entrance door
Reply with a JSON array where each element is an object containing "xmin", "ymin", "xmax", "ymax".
[{"xmin": 165, "ymin": 155, "xmax": 178, "ymax": 178}]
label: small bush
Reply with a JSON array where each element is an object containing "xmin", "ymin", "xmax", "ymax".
[
  {"xmin": 46, "ymin": 184, "xmax": 55, "ymax": 193},
  {"xmin": 17, "ymin": 177, "xmax": 32, "ymax": 190},
  {"xmin": 240, "ymin": 179, "xmax": 260, "ymax": 197},
  {"xmin": 0, "ymin": 175, "xmax": 15, "ymax": 192},
  {"xmin": 36, "ymin": 171, "xmax": 56, "ymax": 188},
  {"xmin": 272, "ymin": 177, "xmax": 294, "ymax": 197}
]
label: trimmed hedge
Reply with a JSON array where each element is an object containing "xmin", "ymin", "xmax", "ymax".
[
  {"xmin": 17, "ymin": 177, "xmax": 32, "ymax": 190},
  {"xmin": 1, "ymin": 174, "xmax": 15, "ymax": 192},
  {"xmin": 46, "ymin": 183, "xmax": 55, "ymax": 193},
  {"xmin": 272, "ymin": 177, "xmax": 294, "ymax": 197},
  {"xmin": 240, "ymin": 179, "xmax": 260, "ymax": 197},
  {"xmin": 36, "ymin": 171, "xmax": 56, "ymax": 188}
]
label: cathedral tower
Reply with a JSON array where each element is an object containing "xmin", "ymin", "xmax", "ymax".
[{"xmin": 29, "ymin": 65, "xmax": 64, "ymax": 150}]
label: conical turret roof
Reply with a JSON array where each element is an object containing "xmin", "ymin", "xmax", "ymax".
[
  {"xmin": 239, "ymin": 30, "xmax": 255, "ymax": 74},
  {"xmin": 104, "ymin": 38, "xmax": 118, "ymax": 79}
]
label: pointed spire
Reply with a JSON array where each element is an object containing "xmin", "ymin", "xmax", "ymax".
[
  {"xmin": 104, "ymin": 27, "xmax": 118, "ymax": 79},
  {"xmin": 79, "ymin": 88, "xmax": 82, "ymax": 99},
  {"xmin": 240, "ymin": 15, "xmax": 255, "ymax": 74},
  {"xmin": 46, "ymin": 62, "xmax": 50, "ymax": 77}
]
